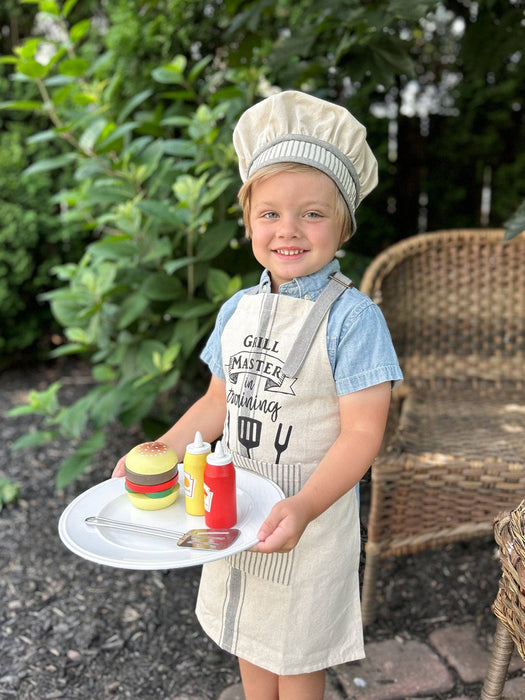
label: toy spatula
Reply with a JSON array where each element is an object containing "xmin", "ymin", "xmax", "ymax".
[{"xmin": 85, "ymin": 515, "xmax": 240, "ymax": 550}]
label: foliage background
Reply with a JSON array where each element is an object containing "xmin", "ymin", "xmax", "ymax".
[{"xmin": 1, "ymin": 0, "xmax": 524, "ymax": 486}]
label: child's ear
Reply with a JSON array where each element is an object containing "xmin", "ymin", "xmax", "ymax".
[{"xmin": 340, "ymin": 230, "xmax": 351, "ymax": 246}]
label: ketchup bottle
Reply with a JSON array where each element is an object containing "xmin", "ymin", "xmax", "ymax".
[{"xmin": 204, "ymin": 440, "xmax": 237, "ymax": 528}]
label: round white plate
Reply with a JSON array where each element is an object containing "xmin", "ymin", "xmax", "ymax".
[{"xmin": 58, "ymin": 467, "xmax": 284, "ymax": 570}]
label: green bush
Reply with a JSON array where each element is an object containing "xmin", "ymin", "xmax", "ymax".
[
  {"xmin": 3, "ymin": 0, "xmax": 260, "ymax": 487},
  {"xmin": 0, "ymin": 119, "xmax": 86, "ymax": 363}
]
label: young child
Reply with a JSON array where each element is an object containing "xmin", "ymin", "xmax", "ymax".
[{"xmin": 113, "ymin": 90, "xmax": 402, "ymax": 700}]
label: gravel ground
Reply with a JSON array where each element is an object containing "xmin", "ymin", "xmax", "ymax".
[{"xmin": 0, "ymin": 359, "xmax": 501, "ymax": 699}]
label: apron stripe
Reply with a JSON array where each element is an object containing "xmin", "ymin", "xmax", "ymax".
[{"xmin": 220, "ymin": 567, "xmax": 245, "ymax": 650}]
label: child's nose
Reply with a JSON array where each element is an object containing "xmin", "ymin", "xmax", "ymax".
[{"xmin": 277, "ymin": 214, "xmax": 299, "ymax": 237}]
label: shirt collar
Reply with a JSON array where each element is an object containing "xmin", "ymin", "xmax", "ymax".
[{"xmin": 257, "ymin": 259, "xmax": 341, "ymax": 300}]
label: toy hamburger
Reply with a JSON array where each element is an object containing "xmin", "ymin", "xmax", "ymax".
[{"xmin": 125, "ymin": 441, "xmax": 179, "ymax": 510}]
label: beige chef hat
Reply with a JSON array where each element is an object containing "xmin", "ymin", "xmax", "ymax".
[{"xmin": 233, "ymin": 90, "xmax": 378, "ymax": 235}]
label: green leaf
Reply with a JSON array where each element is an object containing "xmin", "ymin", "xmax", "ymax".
[
  {"xmin": 58, "ymin": 57, "xmax": 90, "ymax": 77},
  {"xmin": 69, "ymin": 18, "xmax": 91, "ymax": 42},
  {"xmin": 39, "ymin": 0, "xmax": 60, "ymax": 15},
  {"xmin": 166, "ymin": 299, "xmax": 217, "ymax": 319},
  {"xmin": 92, "ymin": 365, "xmax": 117, "ymax": 382},
  {"xmin": 16, "ymin": 60, "xmax": 49, "ymax": 79},
  {"xmin": 65, "ymin": 327, "xmax": 90, "ymax": 344},
  {"xmin": 79, "ymin": 116, "xmax": 107, "ymax": 151},
  {"xmin": 22, "ymin": 153, "xmax": 77, "ymax": 177},
  {"xmin": 26, "ymin": 129, "xmax": 60, "ymax": 143},
  {"xmin": 369, "ymin": 35, "xmax": 415, "ymax": 80},
  {"xmin": 151, "ymin": 56, "xmax": 187, "ymax": 84},
  {"xmin": 7, "ymin": 381, "xmax": 61, "ymax": 417},
  {"xmin": 200, "ymin": 174, "xmax": 233, "ymax": 207},
  {"xmin": 161, "ymin": 139, "xmax": 198, "ymax": 157},
  {"xmin": 119, "ymin": 390, "xmax": 157, "ymax": 427},
  {"xmin": 57, "ymin": 392, "xmax": 97, "ymax": 438},
  {"xmin": 117, "ymin": 293, "xmax": 149, "ymax": 329},
  {"xmin": 0, "ymin": 479, "xmax": 21, "ymax": 507},
  {"xmin": 504, "ymin": 200, "xmax": 525, "ymax": 241},
  {"xmin": 63, "ymin": 0, "xmax": 81, "ymax": 18},
  {"xmin": 47, "ymin": 290, "xmax": 94, "ymax": 327},
  {"xmin": 137, "ymin": 340, "xmax": 169, "ymax": 372},
  {"xmin": 141, "ymin": 272, "xmax": 184, "ymax": 301},
  {"xmin": 137, "ymin": 199, "xmax": 183, "ymax": 223},
  {"xmin": 93, "ymin": 122, "xmax": 131, "ymax": 150},
  {"xmin": 15, "ymin": 38, "xmax": 40, "ymax": 59},
  {"xmin": 160, "ymin": 116, "xmax": 191, "ymax": 128},
  {"xmin": 188, "ymin": 55, "xmax": 213, "ymax": 81},
  {"xmin": 197, "ymin": 221, "xmax": 237, "ymax": 261},
  {"xmin": 0, "ymin": 100, "xmax": 42, "ymax": 111},
  {"xmin": 164, "ymin": 257, "xmax": 196, "ymax": 274},
  {"xmin": 206, "ymin": 268, "xmax": 232, "ymax": 300},
  {"xmin": 49, "ymin": 343, "xmax": 86, "ymax": 358},
  {"xmin": 117, "ymin": 89, "xmax": 153, "ymax": 123},
  {"xmin": 56, "ymin": 431, "xmax": 106, "ymax": 488},
  {"xmin": 12, "ymin": 430, "xmax": 57, "ymax": 449},
  {"xmin": 91, "ymin": 385, "xmax": 129, "ymax": 427}
]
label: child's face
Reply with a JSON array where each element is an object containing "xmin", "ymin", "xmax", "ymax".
[{"xmin": 248, "ymin": 169, "xmax": 346, "ymax": 292}]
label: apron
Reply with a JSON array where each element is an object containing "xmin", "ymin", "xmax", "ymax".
[{"xmin": 195, "ymin": 273, "xmax": 364, "ymax": 675}]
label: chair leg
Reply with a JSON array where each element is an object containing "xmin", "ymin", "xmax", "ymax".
[
  {"xmin": 481, "ymin": 619, "xmax": 515, "ymax": 700},
  {"xmin": 361, "ymin": 548, "xmax": 380, "ymax": 627}
]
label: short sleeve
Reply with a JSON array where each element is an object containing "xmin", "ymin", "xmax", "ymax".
[{"xmin": 332, "ymin": 298, "xmax": 403, "ymax": 396}]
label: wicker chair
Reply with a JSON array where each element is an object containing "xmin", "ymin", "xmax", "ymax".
[
  {"xmin": 481, "ymin": 501, "xmax": 525, "ymax": 699},
  {"xmin": 359, "ymin": 228, "xmax": 525, "ymax": 626}
]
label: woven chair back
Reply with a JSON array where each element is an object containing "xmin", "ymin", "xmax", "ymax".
[{"xmin": 360, "ymin": 229, "xmax": 525, "ymax": 387}]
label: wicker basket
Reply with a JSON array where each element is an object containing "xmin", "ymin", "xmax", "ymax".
[
  {"xmin": 493, "ymin": 501, "xmax": 525, "ymax": 660},
  {"xmin": 481, "ymin": 502, "xmax": 525, "ymax": 699}
]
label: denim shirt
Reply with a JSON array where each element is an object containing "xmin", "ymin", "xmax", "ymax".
[{"xmin": 200, "ymin": 259, "xmax": 403, "ymax": 396}]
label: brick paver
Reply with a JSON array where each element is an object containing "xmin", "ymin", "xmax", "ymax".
[
  {"xmin": 334, "ymin": 638, "xmax": 454, "ymax": 699},
  {"xmin": 429, "ymin": 622, "xmax": 525, "ymax": 683}
]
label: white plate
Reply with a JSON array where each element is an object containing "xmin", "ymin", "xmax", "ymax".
[{"xmin": 58, "ymin": 467, "xmax": 284, "ymax": 570}]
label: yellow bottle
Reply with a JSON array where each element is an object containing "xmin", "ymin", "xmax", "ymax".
[{"xmin": 183, "ymin": 431, "xmax": 211, "ymax": 516}]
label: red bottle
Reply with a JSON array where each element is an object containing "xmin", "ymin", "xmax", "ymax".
[{"xmin": 204, "ymin": 440, "xmax": 237, "ymax": 528}]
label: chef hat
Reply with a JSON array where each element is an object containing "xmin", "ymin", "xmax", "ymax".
[{"xmin": 233, "ymin": 90, "xmax": 378, "ymax": 235}]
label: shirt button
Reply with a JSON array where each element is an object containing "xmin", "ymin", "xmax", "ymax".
[
  {"xmin": 262, "ymin": 283, "xmax": 268, "ymax": 292},
  {"xmin": 304, "ymin": 293, "xmax": 311, "ymax": 300}
]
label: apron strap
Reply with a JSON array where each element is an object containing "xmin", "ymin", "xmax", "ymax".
[{"xmin": 281, "ymin": 272, "xmax": 353, "ymax": 379}]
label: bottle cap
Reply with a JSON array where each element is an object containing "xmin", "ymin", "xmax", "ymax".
[
  {"xmin": 206, "ymin": 439, "xmax": 232, "ymax": 466},
  {"xmin": 186, "ymin": 431, "xmax": 211, "ymax": 455}
]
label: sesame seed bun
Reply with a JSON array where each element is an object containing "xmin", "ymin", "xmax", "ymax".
[{"xmin": 124, "ymin": 441, "xmax": 179, "ymax": 511}]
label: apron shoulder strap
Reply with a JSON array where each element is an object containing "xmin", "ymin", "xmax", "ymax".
[{"xmin": 281, "ymin": 272, "xmax": 353, "ymax": 379}]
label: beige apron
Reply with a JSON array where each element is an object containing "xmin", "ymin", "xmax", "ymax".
[{"xmin": 196, "ymin": 274, "xmax": 364, "ymax": 675}]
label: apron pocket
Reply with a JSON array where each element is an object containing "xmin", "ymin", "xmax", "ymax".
[
  {"xmin": 230, "ymin": 454, "xmax": 304, "ymax": 585},
  {"xmin": 230, "ymin": 549, "xmax": 294, "ymax": 586}
]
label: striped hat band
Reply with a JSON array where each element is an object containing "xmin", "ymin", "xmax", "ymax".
[{"xmin": 248, "ymin": 134, "xmax": 360, "ymax": 228}]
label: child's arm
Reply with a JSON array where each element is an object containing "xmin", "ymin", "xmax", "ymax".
[
  {"xmin": 254, "ymin": 381, "xmax": 391, "ymax": 553},
  {"xmin": 111, "ymin": 374, "xmax": 226, "ymax": 477}
]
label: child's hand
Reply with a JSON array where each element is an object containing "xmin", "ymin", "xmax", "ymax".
[
  {"xmin": 253, "ymin": 494, "xmax": 314, "ymax": 554},
  {"xmin": 112, "ymin": 455, "xmax": 126, "ymax": 478}
]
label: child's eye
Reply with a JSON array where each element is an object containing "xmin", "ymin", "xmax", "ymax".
[
  {"xmin": 262, "ymin": 211, "xmax": 278, "ymax": 219},
  {"xmin": 305, "ymin": 211, "xmax": 322, "ymax": 218}
]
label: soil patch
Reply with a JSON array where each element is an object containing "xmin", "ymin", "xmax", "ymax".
[{"xmin": 0, "ymin": 360, "xmax": 501, "ymax": 699}]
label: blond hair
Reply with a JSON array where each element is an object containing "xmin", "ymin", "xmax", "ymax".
[{"xmin": 238, "ymin": 162, "xmax": 352, "ymax": 245}]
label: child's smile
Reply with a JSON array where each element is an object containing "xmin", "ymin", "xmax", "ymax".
[{"xmin": 249, "ymin": 170, "xmax": 346, "ymax": 293}]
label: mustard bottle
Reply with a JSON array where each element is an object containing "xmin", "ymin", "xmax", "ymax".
[{"xmin": 183, "ymin": 431, "xmax": 211, "ymax": 515}]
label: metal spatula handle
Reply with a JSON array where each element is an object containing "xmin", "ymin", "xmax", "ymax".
[{"xmin": 86, "ymin": 515, "xmax": 185, "ymax": 540}]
